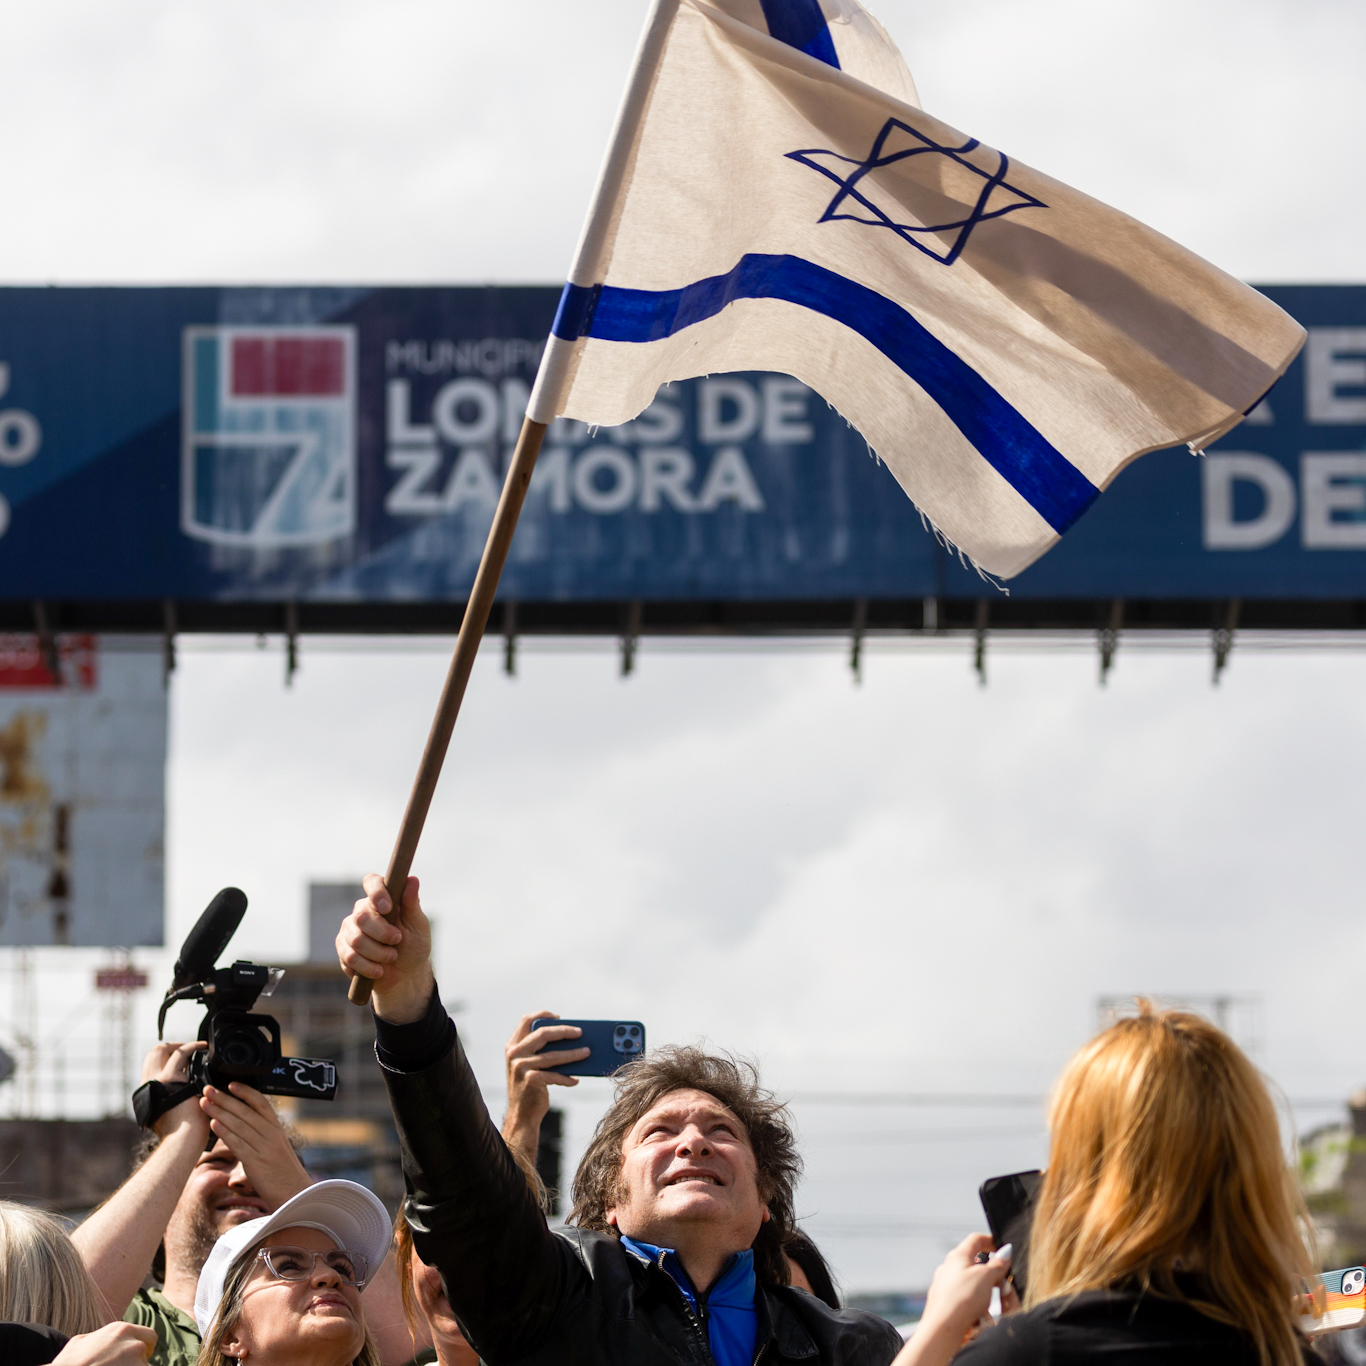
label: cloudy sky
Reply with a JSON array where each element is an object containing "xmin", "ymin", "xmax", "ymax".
[{"xmin": 3, "ymin": 0, "xmax": 1365, "ymax": 1291}]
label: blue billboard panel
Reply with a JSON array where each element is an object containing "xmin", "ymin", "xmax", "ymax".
[{"xmin": 0, "ymin": 284, "xmax": 1362, "ymax": 603}]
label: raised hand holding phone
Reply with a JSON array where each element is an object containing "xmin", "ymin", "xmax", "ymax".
[
  {"xmin": 893, "ymin": 1235, "xmax": 1013, "ymax": 1366},
  {"xmin": 529, "ymin": 1019, "xmax": 645, "ymax": 1077},
  {"xmin": 1300, "ymin": 1264, "xmax": 1366, "ymax": 1335},
  {"xmin": 502, "ymin": 1013, "xmax": 590, "ymax": 1164}
]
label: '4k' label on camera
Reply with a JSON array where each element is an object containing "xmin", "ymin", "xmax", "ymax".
[{"xmin": 181, "ymin": 326, "xmax": 358, "ymax": 548}]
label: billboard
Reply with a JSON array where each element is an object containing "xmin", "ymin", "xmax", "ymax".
[
  {"xmin": 0, "ymin": 636, "xmax": 165, "ymax": 947},
  {"xmin": 0, "ymin": 285, "xmax": 1363, "ymax": 605}
]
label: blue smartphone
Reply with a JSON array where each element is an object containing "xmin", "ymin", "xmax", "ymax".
[{"xmin": 529, "ymin": 1019, "xmax": 646, "ymax": 1076}]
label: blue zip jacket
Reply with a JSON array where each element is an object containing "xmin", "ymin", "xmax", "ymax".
[{"xmin": 622, "ymin": 1237, "xmax": 758, "ymax": 1366}]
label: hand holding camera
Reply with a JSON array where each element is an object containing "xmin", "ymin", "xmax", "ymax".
[
  {"xmin": 198, "ymin": 1081, "xmax": 310, "ymax": 1209},
  {"xmin": 143, "ymin": 1040, "xmax": 209, "ymax": 1140}
]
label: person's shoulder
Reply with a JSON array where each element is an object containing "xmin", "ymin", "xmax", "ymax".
[
  {"xmin": 127, "ymin": 1286, "xmax": 196, "ymax": 1326},
  {"xmin": 124, "ymin": 1287, "xmax": 202, "ymax": 1366},
  {"xmin": 1037, "ymin": 1287, "xmax": 1253, "ymax": 1343},
  {"xmin": 123, "ymin": 1286, "xmax": 161, "ymax": 1327},
  {"xmin": 764, "ymin": 1286, "xmax": 905, "ymax": 1364},
  {"xmin": 553, "ymin": 1226, "xmax": 630, "ymax": 1295},
  {"xmin": 555, "ymin": 1225, "xmax": 621, "ymax": 1265},
  {"xmin": 951, "ymin": 1306, "xmax": 1051, "ymax": 1364},
  {"xmin": 957, "ymin": 1290, "xmax": 1272, "ymax": 1364},
  {"xmin": 0, "ymin": 1323, "xmax": 68, "ymax": 1366}
]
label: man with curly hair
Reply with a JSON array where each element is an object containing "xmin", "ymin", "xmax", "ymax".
[{"xmin": 337, "ymin": 873, "xmax": 902, "ymax": 1366}]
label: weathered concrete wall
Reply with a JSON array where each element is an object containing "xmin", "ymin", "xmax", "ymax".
[{"xmin": 0, "ymin": 1117, "xmax": 141, "ymax": 1214}]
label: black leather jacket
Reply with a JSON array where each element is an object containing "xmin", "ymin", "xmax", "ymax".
[{"xmin": 376, "ymin": 998, "xmax": 903, "ymax": 1366}]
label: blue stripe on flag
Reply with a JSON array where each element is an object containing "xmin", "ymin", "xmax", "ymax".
[
  {"xmin": 551, "ymin": 280, "xmax": 601, "ymax": 341},
  {"xmin": 550, "ymin": 257, "xmax": 1097, "ymax": 534},
  {"xmin": 759, "ymin": 0, "xmax": 840, "ymax": 69}
]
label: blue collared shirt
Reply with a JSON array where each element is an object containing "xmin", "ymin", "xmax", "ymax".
[{"xmin": 621, "ymin": 1237, "xmax": 758, "ymax": 1366}]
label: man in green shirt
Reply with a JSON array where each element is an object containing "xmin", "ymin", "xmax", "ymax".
[{"xmin": 123, "ymin": 1283, "xmax": 201, "ymax": 1366}]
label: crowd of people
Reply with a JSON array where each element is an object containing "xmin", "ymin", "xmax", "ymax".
[{"xmin": 0, "ymin": 870, "xmax": 1336, "ymax": 1366}]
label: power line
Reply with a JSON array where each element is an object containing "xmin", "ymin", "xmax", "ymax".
[
  {"xmin": 788, "ymin": 1091, "xmax": 1347, "ymax": 1109},
  {"xmin": 790, "ymin": 1092, "xmax": 1046, "ymax": 1107},
  {"xmin": 804, "ymin": 1125, "xmax": 1046, "ymax": 1145},
  {"xmin": 811, "ymin": 1220, "xmax": 979, "ymax": 1238}
]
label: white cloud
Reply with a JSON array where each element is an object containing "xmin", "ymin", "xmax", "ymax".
[{"xmin": 0, "ymin": 0, "xmax": 1356, "ymax": 281}]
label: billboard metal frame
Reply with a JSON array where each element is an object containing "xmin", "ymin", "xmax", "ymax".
[
  {"xmin": 8, "ymin": 596, "xmax": 1366, "ymax": 693},
  {"xmin": 7, "ymin": 594, "xmax": 1364, "ymax": 637}
]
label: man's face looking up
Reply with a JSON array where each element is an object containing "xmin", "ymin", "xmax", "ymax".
[
  {"xmin": 606, "ymin": 1088, "xmax": 769, "ymax": 1257},
  {"xmin": 165, "ymin": 1138, "xmax": 269, "ymax": 1271}
]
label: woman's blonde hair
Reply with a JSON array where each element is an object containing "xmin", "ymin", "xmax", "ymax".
[
  {"xmin": 1026, "ymin": 1003, "xmax": 1315, "ymax": 1366},
  {"xmin": 194, "ymin": 1236, "xmax": 380, "ymax": 1366},
  {"xmin": 0, "ymin": 1200, "xmax": 109, "ymax": 1335}
]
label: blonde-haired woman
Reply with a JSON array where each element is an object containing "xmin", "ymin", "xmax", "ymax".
[
  {"xmin": 898, "ymin": 1005, "xmax": 1324, "ymax": 1366},
  {"xmin": 0, "ymin": 1200, "xmax": 156, "ymax": 1364},
  {"xmin": 0, "ymin": 1200, "xmax": 109, "ymax": 1335}
]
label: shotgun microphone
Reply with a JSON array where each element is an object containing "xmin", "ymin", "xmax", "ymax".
[
  {"xmin": 172, "ymin": 887, "xmax": 248, "ymax": 990},
  {"xmin": 138, "ymin": 884, "xmax": 338, "ymax": 1128}
]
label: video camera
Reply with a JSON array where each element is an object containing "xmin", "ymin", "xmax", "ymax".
[{"xmin": 132, "ymin": 887, "xmax": 338, "ymax": 1129}]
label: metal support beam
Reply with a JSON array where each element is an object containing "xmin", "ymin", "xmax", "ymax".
[
  {"xmin": 284, "ymin": 601, "xmax": 299, "ymax": 688},
  {"xmin": 503, "ymin": 600, "xmax": 517, "ymax": 678},
  {"xmin": 849, "ymin": 598, "xmax": 869, "ymax": 684},
  {"xmin": 1098, "ymin": 598, "xmax": 1124, "ymax": 686},
  {"xmin": 973, "ymin": 599, "xmax": 989, "ymax": 686},
  {"xmin": 620, "ymin": 599, "xmax": 643, "ymax": 677},
  {"xmin": 1212, "ymin": 598, "xmax": 1241, "ymax": 685},
  {"xmin": 32, "ymin": 601, "xmax": 60, "ymax": 683},
  {"xmin": 162, "ymin": 599, "xmax": 177, "ymax": 688},
  {"xmin": 48, "ymin": 803, "xmax": 71, "ymax": 946}
]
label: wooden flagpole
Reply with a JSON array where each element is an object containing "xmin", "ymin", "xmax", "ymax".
[
  {"xmin": 347, "ymin": 0, "xmax": 679, "ymax": 1006},
  {"xmin": 347, "ymin": 417, "xmax": 547, "ymax": 1006}
]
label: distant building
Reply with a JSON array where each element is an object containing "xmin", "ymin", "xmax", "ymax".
[{"xmin": 268, "ymin": 882, "xmax": 404, "ymax": 1208}]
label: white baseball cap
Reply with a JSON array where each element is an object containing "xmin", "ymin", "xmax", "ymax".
[{"xmin": 193, "ymin": 1179, "xmax": 392, "ymax": 1336}]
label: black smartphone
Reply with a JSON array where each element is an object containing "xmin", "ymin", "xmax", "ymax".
[
  {"xmin": 529, "ymin": 1019, "xmax": 646, "ymax": 1077},
  {"xmin": 979, "ymin": 1169, "xmax": 1043, "ymax": 1298}
]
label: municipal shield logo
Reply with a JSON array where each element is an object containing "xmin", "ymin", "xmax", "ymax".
[{"xmin": 181, "ymin": 326, "xmax": 357, "ymax": 547}]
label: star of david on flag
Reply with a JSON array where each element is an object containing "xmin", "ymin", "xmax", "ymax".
[
  {"xmin": 786, "ymin": 118, "xmax": 1046, "ymax": 266},
  {"xmin": 526, "ymin": 0, "xmax": 1305, "ymax": 578}
]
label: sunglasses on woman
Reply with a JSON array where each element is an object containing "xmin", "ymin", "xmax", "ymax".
[{"xmin": 256, "ymin": 1245, "xmax": 370, "ymax": 1289}]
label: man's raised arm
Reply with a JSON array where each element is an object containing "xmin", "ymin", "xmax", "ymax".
[
  {"xmin": 337, "ymin": 875, "xmax": 578, "ymax": 1359},
  {"xmin": 71, "ymin": 1044, "xmax": 211, "ymax": 1319}
]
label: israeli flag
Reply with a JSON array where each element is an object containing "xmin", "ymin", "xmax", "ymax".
[{"xmin": 527, "ymin": 0, "xmax": 1305, "ymax": 578}]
